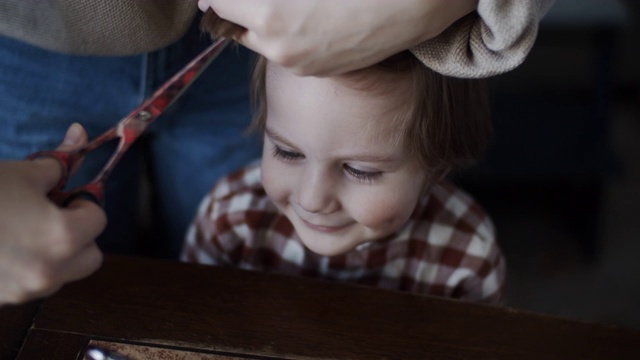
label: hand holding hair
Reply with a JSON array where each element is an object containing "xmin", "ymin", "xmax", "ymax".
[{"xmin": 197, "ymin": 0, "xmax": 477, "ymax": 76}]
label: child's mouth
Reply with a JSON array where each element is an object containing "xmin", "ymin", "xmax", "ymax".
[{"xmin": 300, "ymin": 218, "xmax": 350, "ymax": 233}]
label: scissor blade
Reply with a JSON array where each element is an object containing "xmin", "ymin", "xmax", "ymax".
[{"xmin": 141, "ymin": 37, "xmax": 230, "ymax": 117}]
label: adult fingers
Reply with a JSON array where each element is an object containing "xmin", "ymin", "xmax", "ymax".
[
  {"xmin": 3, "ymin": 241, "xmax": 102, "ymax": 304},
  {"xmin": 4, "ymin": 199, "xmax": 105, "ymax": 303},
  {"xmin": 55, "ymin": 123, "xmax": 88, "ymax": 176},
  {"xmin": 208, "ymin": 0, "xmax": 269, "ymax": 34},
  {"xmin": 56, "ymin": 241, "xmax": 104, "ymax": 284},
  {"xmin": 54, "ymin": 200, "xmax": 105, "ymax": 288},
  {"xmin": 197, "ymin": 0, "xmax": 209, "ymax": 12},
  {"xmin": 64, "ymin": 199, "xmax": 108, "ymax": 241}
]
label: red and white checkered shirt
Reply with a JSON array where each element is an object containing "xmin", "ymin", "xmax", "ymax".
[{"xmin": 181, "ymin": 162, "xmax": 506, "ymax": 304}]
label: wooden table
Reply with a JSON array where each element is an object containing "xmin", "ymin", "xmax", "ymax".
[{"xmin": 2, "ymin": 255, "xmax": 639, "ymax": 359}]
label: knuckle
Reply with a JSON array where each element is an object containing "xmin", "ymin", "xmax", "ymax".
[
  {"xmin": 1, "ymin": 293, "xmax": 26, "ymax": 305},
  {"xmin": 86, "ymin": 248, "xmax": 104, "ymax": 274},
  {"xmin": 25, "ymin": 261, "xmax": 58, "ymax": 292},
  {"xmin": 47, "ymin": 220, "xmax": 80, "ymax": 259},
  {"xmin": 266, "ymin": 47, "xmax": 316, "ymax": 76},
  {"xmin": 254, "ymin": 7, "xmax": 288, "ymax": 37},
  {"xmin": 265, "ymin": 44, "xmax": 297, "ymax": 66},
  {"xmin": 94, "ymin": 249, "xmax": 104, "ymax": 266},
  {"xmin": 49, "ymin": 236, "xmax": 74, "ymax": 259},
  {"xmin": 0, "ymin": 286, "xmax": 24, "ymax": 304},
  {"xmin": 257, "ymin": 7, "xmax": 277, "ymax": 31}
]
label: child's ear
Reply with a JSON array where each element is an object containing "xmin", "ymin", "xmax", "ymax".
[{"xmin": 200, "ymin": 9, "xmax": 246, "ymax": 39}]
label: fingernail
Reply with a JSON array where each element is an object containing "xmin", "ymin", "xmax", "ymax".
[{"xmin": 63, "ymin": 123, "xmax": 83, "ymax": 145}]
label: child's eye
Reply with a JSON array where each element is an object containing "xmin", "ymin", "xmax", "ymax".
[
  {"xmin": 343, "ymin": 165, "xmax": 382, "ymax": 183},
  {"xmin": 272, "ymin": 145, "xmax": 303, "ymax": 162}
]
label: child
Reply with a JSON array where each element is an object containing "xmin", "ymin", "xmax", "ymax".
[{"xmin": 181, "ymin": 13, "xmax": 505, "ymax": 304}]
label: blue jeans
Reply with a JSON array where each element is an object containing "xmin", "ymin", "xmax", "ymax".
[{"xmin": 0, "ymin": 20, "xmax": 261, "ymax": 258}]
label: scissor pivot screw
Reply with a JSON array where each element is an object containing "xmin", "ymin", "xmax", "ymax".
[{"xmin": 137, "ymin": 110, "xmax": 152, "ymax": 122}]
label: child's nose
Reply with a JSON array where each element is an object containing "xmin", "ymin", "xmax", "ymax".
[{"xmin": 296, "ymin": 168, "xmax": 339, "ymax": 214}]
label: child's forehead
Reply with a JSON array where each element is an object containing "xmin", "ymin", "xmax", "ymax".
[
  {"xmin": 270, "ymin": 65, "xmax": 405, "ymax": 115},
  {"xmin": 266, "ymin": 62, "xmax": 411, "ymax": 97},
  {"xmin": 266, "ymin": 62, "xmax": 412, "ymax": 146},
  {"xmin": 269, "ymin": 68, "xmax": 410, "ymax": 130}
]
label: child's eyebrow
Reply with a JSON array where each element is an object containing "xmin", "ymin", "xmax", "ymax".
[
  {"xmin": 265, "ymin": 127, "xmax": 298, "ymax": 149},
  {"xmin": 266, "ymin": 127, "xmax": 398, "ymax": 164},
  {"xmin": 347, "ymin": 154, "xmax": 397, "ymax": 163}
]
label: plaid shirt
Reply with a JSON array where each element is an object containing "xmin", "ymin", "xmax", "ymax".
[{"xmin": 182, "ymin": 162, "xmax": 505, "ymax": 304}]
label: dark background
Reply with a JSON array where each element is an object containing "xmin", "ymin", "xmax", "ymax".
[{"xmin": 454, "ymin": 0, "xmax": 640, "ymax": 329}]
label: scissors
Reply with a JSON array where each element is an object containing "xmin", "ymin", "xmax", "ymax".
[{"xmin": 28, "ymin": 38, "xmax": 230, "ymax": 207}]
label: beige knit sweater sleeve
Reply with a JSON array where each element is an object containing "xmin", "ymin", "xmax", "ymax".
[{"xmin": 411, "ymin": 0, "xmax": 556, "ymax": 78}]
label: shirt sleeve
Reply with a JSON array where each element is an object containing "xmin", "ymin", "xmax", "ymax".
[
  {"xmin": 456, "ymin": 238, "xmax": 507, "ymax": 305},
  {"xmin": 181, "ymin": 191, "xmax": 220, "ymax": 264},
  {"xmin": 180, "ymin": 183, "xmax": 240, "ymax": 266},
  {"xmin": 414, "ymin": 182, "xmax": 507, "ymax": 304},
  {"xmin": 181, "ymin": 164, "xmax": 264, "ymax": 265},
  {"xmin": 410, "ymin": 0, "xmax": 556, "ymax": 78},
  {"xmin": 459, "ymin": 209, "xmax": 506, "ymax": 304}
]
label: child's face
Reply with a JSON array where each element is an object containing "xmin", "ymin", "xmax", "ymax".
[{"xmin": 261, "ymin": 64, "xmax": 427, "ymax": 256}]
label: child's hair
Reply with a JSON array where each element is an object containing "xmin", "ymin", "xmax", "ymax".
[{"xmin": 201, "ymin": 10, "xmax": 492, "ymax": 180}]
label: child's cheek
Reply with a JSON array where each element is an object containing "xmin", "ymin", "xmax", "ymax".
[
  {"xmin": 261, "ymin": 158, "xmax": 290, "ymax": 207},
  {"xmin": 349, "ymin": 192, "xmax": 416, "ymax": 232},
  {"xmin": 351, "ymin": 169, "xmax": 426, "ymax": 232}
]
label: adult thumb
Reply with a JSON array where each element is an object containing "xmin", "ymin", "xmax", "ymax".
[
  {"xmin": 33, "ymin": 123, "xmax": 88, "ymax": 191},
  {"xmin": 57, "ymin": 123, "xmax": 87, "ymax": 152}
]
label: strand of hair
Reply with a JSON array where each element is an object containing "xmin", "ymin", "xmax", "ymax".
[{"xmin": 200, "ymin": 9, "xmax": 246, "ymax": 39}]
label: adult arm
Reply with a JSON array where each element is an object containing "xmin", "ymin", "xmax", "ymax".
[
  {"xmin": 0, "ymin": 124, "xmax": 106, "ymax": 306},
  {"xmin": 198, "ymin": 0, "xmax": 555, "ymax": 78},
  {"xmin": 198, "ymin": 0, "xmax": 478, "ymax": 76}
]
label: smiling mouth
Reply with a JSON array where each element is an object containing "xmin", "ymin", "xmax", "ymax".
[{"xmin": 300, "ymin": 218, "xmax": 350, "ymax": 233}]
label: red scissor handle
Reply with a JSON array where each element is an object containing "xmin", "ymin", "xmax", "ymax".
[
  {"xmin": 26, "ymin": 38, "xmax": 230, "ymax": 208},
  {"xmin": 27, "ymin": 150, "xmax": 105, "ymax": 206}
]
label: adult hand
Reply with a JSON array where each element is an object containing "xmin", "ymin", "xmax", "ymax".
[
  {"xmin": 198, "ymin": 0, "xmax": 477, "ymax": 76},
  {"xmin": 0, "ymin": 123, "xmax": 107, "ymax": 306}
]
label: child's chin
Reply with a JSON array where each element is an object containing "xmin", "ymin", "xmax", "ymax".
[{"xmin": 297, "ymin": 233, "xmax": 357, "ymax": 257}]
